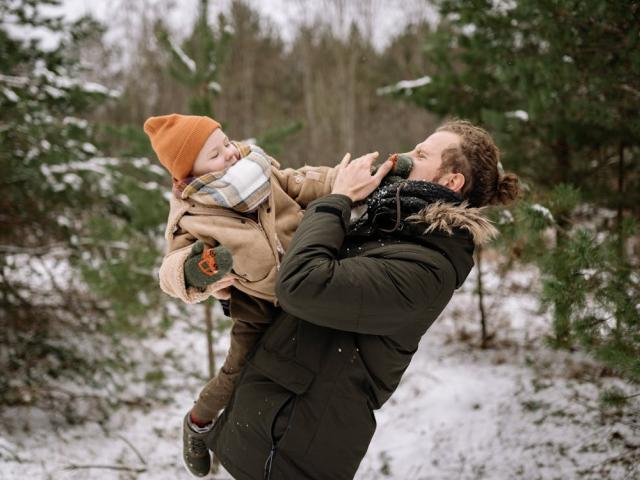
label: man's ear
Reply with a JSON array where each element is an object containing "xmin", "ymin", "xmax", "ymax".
[{"xmin": 443, "ymin": 172, "xmax": 465, "ymax": 193}]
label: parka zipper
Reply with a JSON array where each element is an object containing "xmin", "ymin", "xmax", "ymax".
[
  {"xmin": 263, "ymin": 395, "xmax": 296, "ymax": 480},
  {"xmin": 263, "ymin": 444, "xmax": 277, "ymax": 480}
]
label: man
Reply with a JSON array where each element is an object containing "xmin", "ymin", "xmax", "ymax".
[{"xmin": 206, "ymin": 120, "xmax": 520, "ymax": 479}]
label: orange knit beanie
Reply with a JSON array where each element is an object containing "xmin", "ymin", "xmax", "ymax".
[{"xmin": 143, "ymin": 114, "xmax": 221, "ymax": 180}]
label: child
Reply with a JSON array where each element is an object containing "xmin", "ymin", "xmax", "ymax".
[{"xmin": 144, "ymin": 113, "xmax": 340, "ymax": 477}]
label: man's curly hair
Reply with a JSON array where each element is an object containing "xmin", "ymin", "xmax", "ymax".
[{"xmin": 436, "ymin": 119, "xmax": 520, "ymax": 207}]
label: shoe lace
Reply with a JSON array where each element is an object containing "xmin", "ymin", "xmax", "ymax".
[{"xmin": 189, "ymin": 434, "xmax": 208, "ymax": 457}]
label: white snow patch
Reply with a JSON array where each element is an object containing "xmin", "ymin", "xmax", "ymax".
[
  {"xmin": 530, "ymin": 203, "xmax": 555, "ymax": 223},
  {"xmin": 0, "ymin": 73, "xmax": 29, "ymax": 87},
  {"xmin": 505, "ymin": 110, "xmax": 529, "ymax": 121},
  {"xmin": 116, "ymin": 194, "xmax": 132, "ymax": 207},
  {"xmin": 62, "ymin": 172, "xmax": 83, "ymax": 190},
  {"xmin": 140, "ymin": 181, "xmax": 161, "ymax": 191},
  {"xmin": 63, "ymin": 116, "xmax": 89, "ymax": 128},
  {"xmin": 82, "ymin": 142, "xmax": 98, "ymax": 154},
  {"xmin": 168, "ymin": 36, "xmax": 196, "ymax": 73},
  {"xmin": 461, "ymin": 23, "xmax": 477, "ymax": 36},
  {"xmin": 498, "ymin": 209, "xmax": 514, "ymax": 224},
  {"xmin": 377, "ymin": 76, "xmax": 432, "ymax": 96},
  {"xmin": 81, "ymin": 81, "xmax": 121, "ymax": 97},
  {"xmin": 1, "ymin": 263, "xmax": 637, "ymax": 480},
  {"xmin": 44, "ymin": 85, "xmax": 65, "ymax": 98},
  {"xmin": 1, "ymin": 87, "xmax": 19, "ymax": 102}
]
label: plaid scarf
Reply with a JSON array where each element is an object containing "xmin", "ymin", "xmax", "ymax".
[{"xmin": 177, "ymin": 143, "xmax": 272, "ymax": 213}]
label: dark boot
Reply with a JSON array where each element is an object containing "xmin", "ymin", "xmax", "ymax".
[{"xmin": 182, "ymin": 413, "xmax": 213, "ymax": 477}]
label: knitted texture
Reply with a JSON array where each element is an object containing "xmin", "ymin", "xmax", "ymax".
[
  {"xmin": 373, "ymin": 153, "xmax": 414, "ymax": 187},
  {"xmin": 183, "ymin": 241, "xmax": 234, "ymax": 289},
  {"xmin": 350, "ymin": 180, "xmax": 463, "ymax": 235},
  {"xmin": 144, "ymin": 114, "xmax": 221, "ymax": 180}
]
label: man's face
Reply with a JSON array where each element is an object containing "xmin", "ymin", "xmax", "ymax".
[
  {"xmin": 191, "ymin": 129, "xmax": 241, "ymax": 177},
  {"xmin": 404, "ymin": 131, "xmax": 461, "ymax": 183}
]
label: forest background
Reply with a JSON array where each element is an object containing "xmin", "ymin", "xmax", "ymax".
[{"xmin": 1, "ymin": 0, "xmax": 639, "ymax": 478}]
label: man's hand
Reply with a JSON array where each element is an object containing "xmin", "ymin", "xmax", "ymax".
[{"xmin": 331, "ymin": 152, "xmax": 394, "ymax": 202}]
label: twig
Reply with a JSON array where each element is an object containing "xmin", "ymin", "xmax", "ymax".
[
  {"xmin": 117, "ymin": 434, "xmax": 147, "ymax": 465},
  {"xmin": 63, "ymin": 464, "xmax": 147, "ymax": 473},
  {"xmin": 619, "ymin": 84, "xmax": 640, "ymax": 98},
  {"xmin": 577, "ymin": 445, "xmax": 640, "ymax": 474},
  {"xmin": 0, "ymin": 444, "xmax": 23, "ymax": 463}
]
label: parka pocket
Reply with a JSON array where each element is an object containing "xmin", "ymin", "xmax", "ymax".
[
  {"xmin": 208, "ymin": 356, "xmax": 308, "ymax": 457},
  {"xmin": 261, "ymin": 313, "xmax": 300, "ymax": 356},
  {"xmin": 207, "ymin": 365, "xmax": 297, "ymax": 479},
  {"xmin": 302, "ymin": 394, "xmax": 377, "ymax": 475},
  {"xmin": 249, "ymin": 344, "xmax": 315, "ymax": 395}
]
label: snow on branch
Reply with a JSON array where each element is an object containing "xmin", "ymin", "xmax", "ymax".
[
  {"xmin": 0, "ymin": 73, "xmax": 29, "ymax": 87},
  {"xmin": 505, "ymin": 110, "xmax": 529, "ymax": 121},
  {"xmin": 168, "ymin": 36, "xmax": 196, "ymax": 73},
  {"xmin": 377, "ymin": 76, "xmax": 432, "ymax": 96},
  {"xmin": 530, "ymin": 204, "xmax": 554, "ymax": 223},
  {"xmin": 31, "ymin": 60, "xmax": 121, "ymax": 97}
]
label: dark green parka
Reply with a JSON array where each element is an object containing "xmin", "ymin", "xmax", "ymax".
[{"xmin": 207, "ymin": 193, "xmax": 497, "ymax": 480}]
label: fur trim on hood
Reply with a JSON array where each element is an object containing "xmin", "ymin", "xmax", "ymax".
[{"xmin": 407, "ymin": 201, "xmax": 499, "ymax": 246}]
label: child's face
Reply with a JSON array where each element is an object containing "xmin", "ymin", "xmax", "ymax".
[{"xmin": 191, "ymin": 129, "xmax": 241, "ymax": 177}]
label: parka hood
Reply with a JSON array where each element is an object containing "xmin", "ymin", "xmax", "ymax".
[
  {"xmin": 408, "ymin": 200, "xmax": 499, "ymax": 246},
  {"xmin": 407, "ymin": 201, "xmax": 498, "ymax": 289}
]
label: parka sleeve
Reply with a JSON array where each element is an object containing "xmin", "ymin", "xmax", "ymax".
[
  {"xmin": 271, "ymin": 164, "xmax": 338, "ymax": 208},
  {"xmin": 158, "ymin": 230, "xmax": 222, "ymax": 304},
  {"xmin": 275, "ymin": 195, "xmax": 455, "ymax": 336}
]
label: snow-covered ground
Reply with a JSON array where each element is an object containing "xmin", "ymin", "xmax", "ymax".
[{"xmin": 1, "ymin": 265, "xmax": 638, "ymax": 480}]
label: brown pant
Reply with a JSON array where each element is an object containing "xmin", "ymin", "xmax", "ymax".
[{"xmin": 191, "ymin": 289, "xmax": 277, "ymax": 422}]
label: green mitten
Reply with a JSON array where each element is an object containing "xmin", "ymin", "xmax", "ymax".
[
  {"xmin": 184, "ymin": 240, "xmax": 234, "ymax": 289},
  {"xmin": 372, "ymin": 153, "xmax": 414, "ymax": 186}
]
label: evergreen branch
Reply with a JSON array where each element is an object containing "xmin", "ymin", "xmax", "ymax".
[
  {"xmin": 0, "ymin": 271, "xmax": 30, "ymax": 307},
  {"xmin": 618, "ymin": 84, "xmax": 640, "ymax": 98},
  {"xmin": 0, "ymin": 240, "xmax": 130, "ymax": 255},
  {"xmin": 0, "ymin": 73, "xmax": 29, "ymax": 87}
]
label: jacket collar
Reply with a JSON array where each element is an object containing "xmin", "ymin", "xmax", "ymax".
[
  {"xmin": 406, "ymin": 201, "xmax": 498, "ymax": 289},
  {"xmin": 408, "ymin": 200, "xmax": 498, "ymax": 246}
]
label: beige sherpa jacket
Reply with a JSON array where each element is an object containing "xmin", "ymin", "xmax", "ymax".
[{"xmin": 158, "ymin": 157, "xmax": 337, "ymax": 304}]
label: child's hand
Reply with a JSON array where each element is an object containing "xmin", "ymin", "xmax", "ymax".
[{"xmin": 184, "ymin": 240, "xmax": 234, "ymax": 289}]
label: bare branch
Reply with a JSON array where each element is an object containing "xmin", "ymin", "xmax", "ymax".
[
  {"xmin": 63, "ymin": 464, "xmax": 147, "ymax": 473},
  {"xmin": 116, "ymin": 434, "xmax": 148, "ymax": 466}
]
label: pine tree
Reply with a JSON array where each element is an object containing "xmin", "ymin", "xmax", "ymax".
[
  {"xmin": 379, "ymin": 0, "xmax": 640, "ymax": 380},
  {"xmin": 154, "ymin": 0, "xmax": 231, "ymax": 118},
  {"xmin": 0, "ymin": 0, "xmax": 169, "ymax": 414}
]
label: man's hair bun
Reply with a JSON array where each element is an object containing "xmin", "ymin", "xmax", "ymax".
[{"xmin": 494, "ymin": 172, "xmax": 521, "ymax": 206}]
